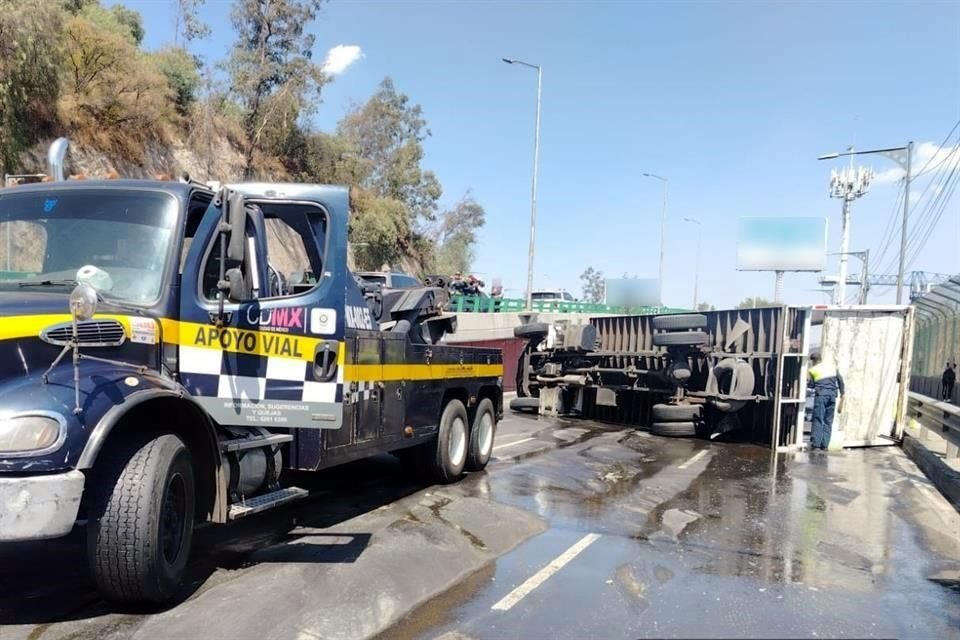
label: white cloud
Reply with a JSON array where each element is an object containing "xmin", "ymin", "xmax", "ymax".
[
  {"xmin": 322, "ymin": 45, "xmax": 363, "ymax": 76},
  {"xmin": 873, "ymin": 141, "xmax": 960, "ymax": 185}
]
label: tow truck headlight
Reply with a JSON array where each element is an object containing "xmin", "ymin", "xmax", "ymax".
[{"xmin": 0, "ymin": 413, "xmax": 65, "ymax": 454}]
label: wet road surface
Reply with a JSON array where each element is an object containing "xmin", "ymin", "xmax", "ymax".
[{"xmin": 2, "ymin": 413, "xmax": 959, "ymax": 639}]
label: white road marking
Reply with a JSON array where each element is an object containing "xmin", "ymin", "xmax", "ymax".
[
  {"xmin": 491, "ymin": 533, "xmax": 601, "ymax": 611},
  {"xmin": 493, "ymin": 437, "xmax": 535, "ymax": 451},
  {"xmin": 677, "ymin": 449, "xmax": 710, "ymax": 470}
]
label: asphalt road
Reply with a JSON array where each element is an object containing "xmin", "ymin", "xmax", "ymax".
[{"xmin": 2, "ymin": 413, "xmax": 959, "ymax": 639}]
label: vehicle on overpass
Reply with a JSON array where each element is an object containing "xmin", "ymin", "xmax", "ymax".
[{"xmin": 0, "ymin": 168, "xmax": 503, "ymax": 604}]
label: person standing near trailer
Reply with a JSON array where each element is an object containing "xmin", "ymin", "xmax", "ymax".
[{"xmin": 808, "ymin": 352, "xmax": 845, "ymax": 451}]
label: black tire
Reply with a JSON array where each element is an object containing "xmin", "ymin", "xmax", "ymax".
[
  {"xmin": 427, "ymin": 399, "xmax": 469, "ymax": 483},
  {"xmin": 466, "ymin": 399, "xmax": 496, "ymax": 471},
  {"xmin": 86, "ymin": 434, "xmax": 195, "ymax": 604},
  {"xmin": 653, "ymin": 331, "xmax": 708, "ymax": 347},
  {"xmin": 514, "ymin": 322, "xmax": 549, "ymax": 340},
  {"xmin": 510, "ymin": 397, "xmax": 539, "ymax": 412},
  {"xmin": 714, "ymin": 358, "xmax": 756, "ymax": 397},
  {"xmin": 652, "ymin": 314, "xmax": 708, "ymax": 331},
  {"xmin": 652, "ymin": 403, "xmax": 701, "ymax": 422},
  {"xmin": 650, "ymin": 421, "xmax": 697, "ymax": 437}
]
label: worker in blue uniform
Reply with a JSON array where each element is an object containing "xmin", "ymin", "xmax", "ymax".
[{"xmin": 808, "ymin": 352, "xmax": 845, "ymax": 450}]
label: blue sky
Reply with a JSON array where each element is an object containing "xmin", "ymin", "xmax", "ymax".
[{"xmin": 126, "ymin": 0, "xmax": 960, "ymax": 309}]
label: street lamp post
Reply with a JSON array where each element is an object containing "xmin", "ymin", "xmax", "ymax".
[
  {"xmin": 818, "ymin": 142, "xmax": 913, "ymax": 303},
  {"xmin": 642, "ymin": 173, "xmax": 669, "ymax": 305},
  {"xmin": 683, "ymin": 217, "xmax": 701, "ymax": 309},
  {"xmin": 502, "ymin": 57, "xmax": 542, "ymax": 311}
]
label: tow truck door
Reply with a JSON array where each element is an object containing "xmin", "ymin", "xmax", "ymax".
[{"xmin": 177, "ymin": 186, "xmax": 349, "ymax": 437}]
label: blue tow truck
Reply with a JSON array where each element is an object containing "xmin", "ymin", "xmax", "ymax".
[{"xmin": 0, "ymin": 161, "xmax": 502, "ymax": 604}]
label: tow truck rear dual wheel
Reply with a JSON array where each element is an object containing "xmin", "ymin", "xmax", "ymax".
[
  {"xmin": 466, "ymin": 398, "xmax": 496, "ymax": 471},
  {"xmin": 86, "ymin": 433, "xmax": 195, "ymax": 605},
  {"xmin": 427, "ymin": 399, "xmax": 469, "ymax": 483}
]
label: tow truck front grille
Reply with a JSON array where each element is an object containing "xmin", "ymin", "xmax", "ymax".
[{"xmin": 41, "ymin": 320, "xmax": 126, "ymax": 347}]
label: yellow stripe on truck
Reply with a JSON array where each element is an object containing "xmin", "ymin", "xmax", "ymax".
[{"xmin": 2, "ymin": 315, "xmax": 501, "ymax": 382}]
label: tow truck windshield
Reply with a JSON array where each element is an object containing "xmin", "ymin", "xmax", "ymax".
[{"xmin": 0, "ymin": 189, "xmax": 178, "ymax": 304}]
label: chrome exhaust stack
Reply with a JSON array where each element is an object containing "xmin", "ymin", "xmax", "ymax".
[{"xmin": 47, "ymin": 137, "xmax": 70, "ymax": 181}]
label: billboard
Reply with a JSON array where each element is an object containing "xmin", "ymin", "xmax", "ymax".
[
  {"xmin": 736, "ymin": 217, "xmax": 828, "ymax": 272},
  {"xmin": 605, "ymin": 277, "xmax": 660, "ymax": 307}
]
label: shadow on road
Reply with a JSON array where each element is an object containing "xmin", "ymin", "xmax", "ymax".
[{"xmin": 0, "ymin": 454, "xmax": 428, "ymax": 626}]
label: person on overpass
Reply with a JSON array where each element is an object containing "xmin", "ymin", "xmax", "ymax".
[
  {"xmin": 808, "ymin": 352, "xmax": 845, "ymax": 451},
  {"xmin": 941, "ymin": 362, "xmax": 955, "ymax": 402}
]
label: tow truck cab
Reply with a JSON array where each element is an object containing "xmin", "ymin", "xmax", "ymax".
[{"xmin": 0, "ymin": 180, "xmax": 502, "ymax": 604}]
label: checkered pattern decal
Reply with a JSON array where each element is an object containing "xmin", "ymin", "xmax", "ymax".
[
  {"xmin": 349, "ymin": 380, "xmax": 376, "ymax": 404},
  {"xmin": 180, "ymin": 344, "xmax": 344, "ymax": 404}
]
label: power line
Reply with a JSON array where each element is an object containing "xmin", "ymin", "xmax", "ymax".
[
  {"xmin": 873, "ymin": 178, "xmax": 905, "ymax": 270},
  {"xmin": 913, "ymin": 117, "xmax": 960, "ymax": 178},
  {"xmin": 906, "ymin": 152, "xmax": 960, "ymax": 269}
]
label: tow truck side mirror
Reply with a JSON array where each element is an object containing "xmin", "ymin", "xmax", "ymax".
[{"xmin": 226, "ymin": 190, "xmax": 247, "ymax": 262}]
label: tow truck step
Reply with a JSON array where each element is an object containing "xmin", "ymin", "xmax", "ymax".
[
  {"xmin": 228, "ymin": 487, "xmax": 309, "ymax": 520},
  {"xmin": 219, "ymin": 433, "xmax": 293, "ymax": 452}
]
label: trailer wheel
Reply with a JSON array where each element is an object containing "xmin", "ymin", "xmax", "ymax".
[
  {"xmin": 652, "ymin": 403, "xmax": 701, "ymax": 422},
  {"xmin": 86, "ymin": 433, "xmax": 195, "ymax": 604},
  {"xmin": 650, "ymin": 421, "xmax": 697, "ymax": 437},
  {"xmin": 466, "ymin": 398, "xmax": 496, "ymax": 471},
  {"xmin": 514, "ymin": 322, "xmax": 549, "ymax": 340},
  {"xmin": 428, "ymin": 399, "xmax": 469, "ymax": 483},
  {"xmin": 652, "ymin": 331, "xmax": 707, "ymax": 347},
  {"xmin": 510, "ymin": 397, "xmax": 539, "ymax": 412},
  {"xmin": 652, "ymin": 314, "xmax": 708, "ymax": 331}
]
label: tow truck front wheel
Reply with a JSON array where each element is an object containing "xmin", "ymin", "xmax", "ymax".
[{"xmin": 86, "ymin": 433, "xmax": 195, "ymax": 605}]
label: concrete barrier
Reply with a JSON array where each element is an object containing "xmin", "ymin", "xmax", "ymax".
[{"xmin": 902, "ymin": 432, "xmax": 960, "ymax": 511}]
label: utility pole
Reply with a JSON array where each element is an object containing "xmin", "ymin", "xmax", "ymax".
[
  {"xmin": 502, "ymin": 58, "xmax": 542, "ymax": 311},
  {"xmin": 642, "ymin": 173, "xmax": 669, "ymax": 305},
  {"xmin": 683, "ymin": 217, "xmax": 701, "ymax": 309},
  {"xmin": 896, "ymin": 142, "xmax": 914, "ymax": 304},
  {"xmin": 824, "ymin": 148, "xmax": 873, "ymax": 304},
  {"xmin": 818, "ymin": 142, "xmax": 912, "ymax": 303}
]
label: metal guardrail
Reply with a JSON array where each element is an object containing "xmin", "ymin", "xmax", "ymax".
[
  {"xmin": 448, "ymin": 295, "xmax": 681, "ymax": 315},
  {"xmin": 907, "ymin": 391, "xmax": 960, "ymax": 458}
]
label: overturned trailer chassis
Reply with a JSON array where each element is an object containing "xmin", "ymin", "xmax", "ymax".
[{"xmin": 516, "ymin": 307, "xmax": 811, "ymax": 447}]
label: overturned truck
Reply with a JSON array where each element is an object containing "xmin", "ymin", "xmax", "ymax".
[
  {"xmin": 510, "ymin": 304, "xmax": 916, "ymax": 448},
  {"xmin": 511, "ymin": 308, "xmax": 809, "ymax": 443}
]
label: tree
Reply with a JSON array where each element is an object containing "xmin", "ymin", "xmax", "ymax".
[
  {"xmin": 580, "ymin": 267, "xmax": 605, "ymax": 303},
  {"xmin": 338, "ymin": 78, "xmax": 442, "ymax": 226},
  {"xmin": 0, "ymin": 1, "xmax": 62, "ymax": 173},
  {"xmin": 175, "ymin": 0, "xmax": 210, "ymax": 46},
  {"xmin": 430, "ymin": 192, "xmax": 486, "ymax": 275},
  {"xmin": 59, "ymin": 7, "xmax": 174, "ymax": 157},
  {"xmin": 154, "ymin": 47, "xmax": 201, "ymax": 116},
  {"xmin": 226, "ymin": 0, "xmax": 327, "ymax": 178},
  {"xmin": 735, "ymin": 297, "xmax": 774, "ymax": 309},
  {"xmin": 697, "ymin": 302, "xmax": 715, "ymax": 312}
]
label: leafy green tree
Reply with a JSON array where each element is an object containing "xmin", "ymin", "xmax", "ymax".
[
  {"xmin": 735, "ymin": 297, "xmax": 774, "ymax": 309},
  {"xmin": 226, "ymin": 0, "xmax": 327, "ymax": 178},
  {"xmin": 430, "ymin": 193, "xmax": 486, "ymax": 275},
  {"xmin": 580, "ymin": 267, "xmax": 605, "ymax": 303},
  {"xmin": 154, "ymin": 47, "xmax": 201, "ymax": 116},
  {"xmin": 175, "ymin": 0, "xmax": 210, "ymax": 45},
  {"xmin": 338, "ymin": 78, "xmax": 442, "ymax": 225},
  {"xmin": 0, "ymin": 1, "xmax": 62, "ymax": 173},
  {"xmin": 697, "ymin": 302, "xmax": 716, "ymax": 311}
]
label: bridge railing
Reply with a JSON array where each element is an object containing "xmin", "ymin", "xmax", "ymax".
[
  {"xmin": 448, "ymin": 295, "xmax": 680, "ymax": 315},
  {"xmin": 906, "ymin": 391, "xmax": 960, "ymax": 459}
]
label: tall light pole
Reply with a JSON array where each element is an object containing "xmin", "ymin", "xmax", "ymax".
[
  {"xmin": 642, "ymin": 173, "xmax": 668, "ymax": 305},
  {"xmin": 818, "ymin": 142, "xmax": 913, "ymax": 303},
  {"xmin": 502, "ymin": 57, "xmax": 542, "ymax": 311},
  {"xmin": 683, "ymin": 217, "xmax": 701, "ymax": 309}
]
